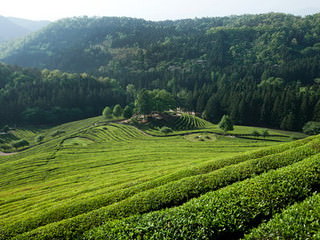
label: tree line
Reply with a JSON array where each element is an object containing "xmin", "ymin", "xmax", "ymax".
[
  {"xmin": 1, "ymin": 13, "xmax": 320, "ymax": 130},
  {"xmin": 0, "ymin": 64, "xmax": 125, "ymax": 124}
]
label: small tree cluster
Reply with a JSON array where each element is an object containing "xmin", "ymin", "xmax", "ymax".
[
  {"xmin": 135, "ymin": 89, "xmax": 176, "ymax": 115},
  {"xmin": 102, "ymin": 104, "xmax": 134, "ymax": 119},
  {"xmin": 160, "ymin": 126, "xmax": 173, "ymax": 134},
  {"xmin": 251, "ymin": 129, "xmax": 270, "ymax": 138}
]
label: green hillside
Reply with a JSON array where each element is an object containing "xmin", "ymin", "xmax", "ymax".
[
  {"xmin": 0, "ymin": 116, "xmax": 318, "ymax": 239},
  {"xmin": 1, "ymin": 13, "xmax": 320, "ymax": 131}
]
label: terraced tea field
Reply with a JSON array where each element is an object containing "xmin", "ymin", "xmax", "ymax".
[{"xmin": 0, "ymin": 116, "xmax": 317, "ymax": 239}]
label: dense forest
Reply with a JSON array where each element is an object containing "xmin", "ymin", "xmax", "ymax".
[
  {"xmin": 0, "ymin": 13, "xmax": 320, "ymax": 130},
  {"xmin": 0, "ymin": 64, "xmax": 125, "ymax": 124}
]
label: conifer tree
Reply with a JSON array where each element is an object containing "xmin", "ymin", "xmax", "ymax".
[{"xmin": 218, "ymin": 115, "xmax": 234, "ymax": 134}]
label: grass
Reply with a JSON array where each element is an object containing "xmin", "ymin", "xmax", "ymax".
[{"xmin": 0, "ymin": 114, "xmax": 315, "ymax": 239}]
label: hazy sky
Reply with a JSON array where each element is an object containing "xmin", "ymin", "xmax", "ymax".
[{"xmin": 2, "ymin": 0, "xmax": 320, "ymax": 21}]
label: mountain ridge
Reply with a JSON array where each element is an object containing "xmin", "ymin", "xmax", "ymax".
[
  {"xmin": 0, "ymin": 13, "xmax": 319, "ymax": 131},
  {"xmin": 0, "ymin": 16, "xmax": 50, "ymax": 42}
]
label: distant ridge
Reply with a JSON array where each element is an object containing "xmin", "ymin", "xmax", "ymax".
[
  {"xmin": 7, "ymin": 17, "xmax": 50, "ymax": 32},
  {"xmin": 0, "ymin": 16, "xmax": 50, "ymax": 42}
]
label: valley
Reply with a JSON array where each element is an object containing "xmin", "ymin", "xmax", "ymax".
[{"xmin": 0, "ymin": 12, "xmax": 320, "ymax": 240}]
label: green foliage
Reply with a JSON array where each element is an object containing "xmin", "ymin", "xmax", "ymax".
[
  {"xmin": 0, "ymin": 116, "xmax": 306, "ymax": 239},
  {"xmin": 201, "ymin": 110, "xmax": 209, "ymax": 120},
  {"xmin": 159, "ymin": 126, "xmax": 173, "ymax": 134},
  {"xmin": 1, "ymin": 125, "xmax": 10, "ymax": 133},
  {"xmin": 134, "ymin": 89, "xmax": 175, "ymax": 115},
  {"xmin": 152, "ymin": 89, "xmax": 176, "ymax": 112},
  {"xmin": 34, "ymin": 135, "xmax": 44, "ymax": 143},
  {"xmin": 261, "ymin": 129, "xmax": 270, "ymax": 138},
  {"xmin": 22, "ymin": 107, "xmax": 46, "ymax": 124},
  {"xmin": 2, "ymin": 132, "xmax": 314, "ymax": 240},
  {"xmin": 1, "ymin": 14, "xmax": 320, "ymax": 129},
  {"xmin": 0, "ymin": 64, "xmax": 125, "ymax": 125},
  {"xmin": 102, "ymin": 106, "xmax": 112, "ymax": 119},
  {"xmin": 50, "ymin": 130, "xmax": 65, "ymax": 137},
  {"xmin": 303, "ymin": 121, "xmax": 320, "ymax": 135},
  {"xmin": 84, "ymin": 153, "xmax": 320, "ymax": 239},
  {"xmin": 219, "ymin": 115, "xmax": 234, "ymax": 133},
  {"xmin": 173, "ymin": 114, "xmax": 212, "ymax": 130},
  {"xmin": 245, "ymin": 193, "xmax": 320, "ymax": 239},
  {"xmin": 123, "ymin": 105, "xmax": 133, "ymax": 119},
  {"xmin": 11, "ymin": 139, "xmax": 29, "ymax": 148},
  {"xmin": 135, "ymin": 89, "xmax": 153, "ymax": 115},
  {"xmin": 280, "ymin": 112, "xmax": 296, "ymax": 130},
  {"xmin": 112, "ymin": 104, "xmax": 123, "ymax": 117},
  {"xmin": 258, "ymin": 77, "xmax": 284, "ymax": 88},
  {"xmin": 251, "ymin": 130, "xmax": 260, "ymax": 137},
  {"xmin": 0, "ymin": 143, "xmax": 12, "ymax": 151}
]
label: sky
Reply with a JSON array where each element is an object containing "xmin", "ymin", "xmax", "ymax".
[{"xmin": 1, "ymin": 0, "xmax": 320, "ymax": 21}]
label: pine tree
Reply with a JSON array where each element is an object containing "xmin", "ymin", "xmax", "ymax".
[{"xmin": 218, "ymin": 115, "xmax": 234, "ymax": 134}]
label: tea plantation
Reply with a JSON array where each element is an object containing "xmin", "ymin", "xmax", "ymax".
[{"xmin": 0, "ymin": 115, "xmax": 318, "ymax": 240}]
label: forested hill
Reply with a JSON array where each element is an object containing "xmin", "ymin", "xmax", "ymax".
[
  {"xmin": 1, "ymin": 13, "xmax": 320, "ymax": 130},
  {"xmin": 0, "ymin": 63, "xmax": 125, "ymax": 124}
]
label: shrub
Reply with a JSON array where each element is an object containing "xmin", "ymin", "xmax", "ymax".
[
  {"xmin": 112, "ymin": 104, "xmax": 123, "ymax": 117},
  {"xmin": 160, "ymin": 126, "xmax": 173, "ymax": 134},
  {"xmin": 0, "ymin": 143, "xmax": 12, "ymax": 151},
  {"xmin": 102, "ymin": 106, "xmax": 112, "ymax": 119},
  {"xmin": 11, "ymin": 139, "xmax": 29, "ymax": 148},
  {"xmin": 35, "ymin": 135, "xmax": 44, "ymax": 143},
  {"xmin": 303, "ymin": 121, "xmax": 320, "ymax": 135},
  {"xmin": 251, "ymin": 130, "xmax": 260, "ymax": 137},
  {"xmin": 123, "ymin": 105, "xmax": 133, "ymax": 119},
  {"xmin": 1, "ymin": 125, "xmax": 10, "ymax": 133},
  {"xmin": 261, "ymin": 129, "xmax": 270, "ymax": 138},
  {"xmin": 50, "ymin": 130, "xmax": 65, "ymax": 137}
]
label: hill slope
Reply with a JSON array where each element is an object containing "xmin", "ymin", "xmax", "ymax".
[
  {"xmin": 0, "ymin": 16, "xmax": 29, "ymax": 42},
  {"xmin": 0, "ymin": 116, "xmax": 317, "ymax": 239},
  {"xmin": 6, "ymin": 17, "xmax": 50, "ymax": 32},
  {"xmin": 1, "ymin": 13, "xmax": 320, "ymax": 130}
]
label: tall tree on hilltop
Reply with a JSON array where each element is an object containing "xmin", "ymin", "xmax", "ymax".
[
  {"xmin": 218, "ymin": 115, "xmax": 234, "ymax": 134},
  {"xmin": 135, "ymin": 89, "xmax": 152, "ymax": 115}
]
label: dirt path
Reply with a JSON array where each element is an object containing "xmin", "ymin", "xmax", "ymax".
[{"xmin": 0, "ymin": 151, "xmax": 16, "ymax": 156}]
